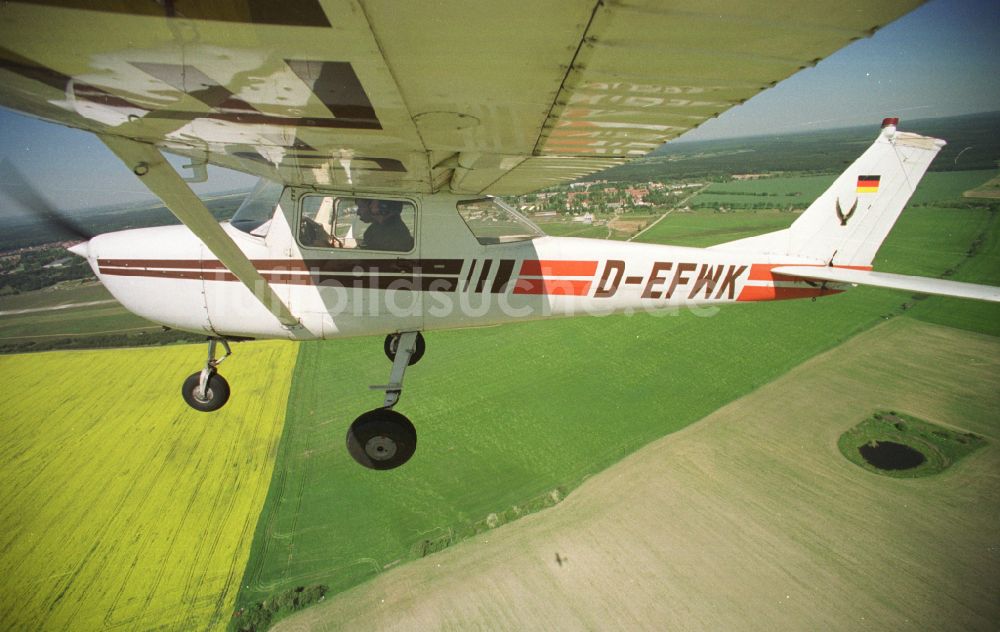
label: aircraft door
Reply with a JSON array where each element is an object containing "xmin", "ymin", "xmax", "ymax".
[{"xmin": 290, "ymin": 193, "xmax": 422, "ymax": 338}]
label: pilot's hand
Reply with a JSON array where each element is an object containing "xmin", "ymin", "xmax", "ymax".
[{"xmin": 300, "ymin": 216, "xmax": 321, "ymax": 246}]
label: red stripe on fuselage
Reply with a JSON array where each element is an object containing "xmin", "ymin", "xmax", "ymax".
[
  {"xmin": 513, "ymin": 278, "xmax": 592, "ymax": 296},
  {"xmin": 737, "ymin": 285, "xmax": 843, "ymax": 301},
  {"xmin": 519, "ymin": 260, "xmax": 598, "ymax": 277}
]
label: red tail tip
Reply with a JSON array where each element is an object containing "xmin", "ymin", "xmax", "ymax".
[{"xmin": 881, "ymin": 117, "xmax": 899, "ymax": 128}]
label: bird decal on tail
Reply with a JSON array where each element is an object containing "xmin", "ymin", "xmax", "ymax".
[{"xmin": 835, "ymin": 198, "xmax": 858, "ymax": 226}]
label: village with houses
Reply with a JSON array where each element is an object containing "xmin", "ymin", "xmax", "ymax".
[
  {"xmin": 515, "ymin": 179, "xmax": 706, "ymax": 217},
  {"xmin": 497, "ymin": 176, "xmax": 721, "ymax": 240}
]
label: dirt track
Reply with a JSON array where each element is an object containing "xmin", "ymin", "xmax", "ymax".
[{"xmin": 276, "ymin": 318, "xmax": 1000, "ymax": 631}]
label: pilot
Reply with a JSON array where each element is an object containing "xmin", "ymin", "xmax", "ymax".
[{"xmin": 357, "ymin": 198, "xmax": 413, "ymax": 252}]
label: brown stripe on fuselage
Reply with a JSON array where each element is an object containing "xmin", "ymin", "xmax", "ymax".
[
  {"xmin": 461, "ymin": 260, "xmax": 477, "ymax": 292},
  {"xmin": 97, "ymin": 258, "xmax": 464, "ymax": 275},
  {"xmin": 491, "ymin": 260, "xmax": 515, "ymax": 293},
  {"xmin": 98, "ymin": 267, "xmax": 227, "ymax": 281},
  {"xmin": 474, "ymin": 259, "xmax": 493, "ymax": 293},
  {"xmin": 98, "ymin": 265, "xmax": 459, "ymax": 291}
]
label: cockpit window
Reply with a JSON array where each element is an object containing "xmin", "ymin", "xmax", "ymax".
[
  {"xmin": 230, "ymin": 178, "xmax": 283, "ymax": 236},
  {"xmin": 299, "ymin": 196, "xmax": 415, "ymax": 252},
  {"xmin": 457, "ymin": 198, "xmax": 545, "ymax": 245}
]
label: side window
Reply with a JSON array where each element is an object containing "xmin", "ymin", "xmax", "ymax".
[
  {"xmin": 231, "ymin": 178, "xmax": 283, "ymax": 236},
  {"xmin": 457, "ymin": 198, "xmax": 545, "ymax": 245},
  {"xmin": 299, "ymin": 196, "xmax": 415, "ymax": 252}
]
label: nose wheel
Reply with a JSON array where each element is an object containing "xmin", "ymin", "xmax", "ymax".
[
  {"xmin": 384, "ymin": 331, "xmax": 425, "ymax": 365},
  {"xmin": 347, "ymin": 331, "xmax": 423, "ymax": 470},
  {"xmin": 181, "ymin": 338, "xmax": 231, "ymax": 412}
]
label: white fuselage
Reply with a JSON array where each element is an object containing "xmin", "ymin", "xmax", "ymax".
[{"xmin": 77, "ymin": 190, "xmax": 845, "ymax": 341}]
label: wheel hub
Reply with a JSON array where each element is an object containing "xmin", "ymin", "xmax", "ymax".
[{"xmin": 365, "ymin": 435, "xmax": 398, "ymax": 461}]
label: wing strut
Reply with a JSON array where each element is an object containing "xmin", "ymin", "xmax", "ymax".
[{"xmin": 99, "ymin": 135, "xmax": 301, "ymax": 329}]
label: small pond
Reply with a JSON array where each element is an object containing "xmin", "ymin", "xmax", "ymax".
[{"xmin": 858, "ymin": 441, "xmax": 926, "ymax": 470}]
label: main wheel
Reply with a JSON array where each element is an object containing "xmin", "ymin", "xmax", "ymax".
[
  {"xmin": 181, "ymin": 371, "xmax": 231, "ymax": 412},
  {"xmin": 346, "ymin": 408, "xmax": 417, "ymax": 470},
  {"xmin": 384, "ymin": 332, "xmax": 425, "ymax": 365}
]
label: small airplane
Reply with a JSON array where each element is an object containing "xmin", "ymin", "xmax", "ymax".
[{"xmin": 1, "ymin": 1, "xmax": 997, "ymax": 470}]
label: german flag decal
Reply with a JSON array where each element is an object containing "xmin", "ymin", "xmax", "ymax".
[{"xmin": 857, "ymin": 175, "xmax": 881, "ymax": 193}]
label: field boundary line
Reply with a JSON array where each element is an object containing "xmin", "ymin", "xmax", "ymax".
[
  {"xmin": 0, "ymin": 326, "xmax": 161, "ymax": 341},
  {"xmin": 0, "ymin": 300, "xmax": 118, "ymax": 316},
  {"xmin": 629, "ymin": 184, "xmax": 709, "ymax": 242}
]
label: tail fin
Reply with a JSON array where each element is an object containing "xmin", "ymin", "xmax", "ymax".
[{"xmin": 711, "ymin": 119, "xmax": 945, "ymax": 266}]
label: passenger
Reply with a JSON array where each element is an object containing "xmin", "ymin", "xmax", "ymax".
[{"xmin": 357, "ymin": 198, "xmax": 413, "ymax": 252}]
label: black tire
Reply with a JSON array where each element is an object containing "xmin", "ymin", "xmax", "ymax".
[
  {"xmin": 346, "ymin": 408, "xmax": 417, "ymax": 470},
  {"xmin": 181, "ymin": 371, "xmax": 231, "ymax": 412},
  {"xmin": 383, "ymin": 332, "xmax": 425, "ymax": 366}
]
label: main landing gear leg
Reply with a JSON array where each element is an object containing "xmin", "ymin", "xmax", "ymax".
[
  {"xmin": 181, "ymin": 338, "xmax": 232, "ymax": 412},
  {"xmin": 346, "ymin": 331, "xmax": 421, "ymax": 470}
]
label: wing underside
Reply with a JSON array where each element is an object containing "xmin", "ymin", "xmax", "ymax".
[{"xmin": 0, "ymin": 0, "xmax": 922, "ymax": 194}]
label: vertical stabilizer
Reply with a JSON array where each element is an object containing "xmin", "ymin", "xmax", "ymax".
[{"xmin": 711, "ymin": 119, "xmax": 945, "ymax": 266}]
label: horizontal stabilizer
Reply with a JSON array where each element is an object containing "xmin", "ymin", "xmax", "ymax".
[{"xmin": 770, "ymin": 266, "xmax": 1000, "ymax": 303}]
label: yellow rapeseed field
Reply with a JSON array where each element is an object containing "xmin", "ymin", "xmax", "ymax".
[{"xmin": 0, "ymin": 341, "xmax": 299, "ymax": 631}]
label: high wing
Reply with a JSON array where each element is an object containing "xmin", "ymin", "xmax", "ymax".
[
  {"xmin": 0, "ymin": 0, "xmax": 922, "ymax": 195},
  {"xmin": 771, "ymin": 266, "xmax": 1000, "ymax": 303}
]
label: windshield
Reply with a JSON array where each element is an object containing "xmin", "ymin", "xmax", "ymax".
[
  {"xmin": 230, "ymin": 178, "xmax": 283, "ymax": 235},
  {"xmin": 456, "ymin": 198, "xmax": 545, "ymax": 245}
]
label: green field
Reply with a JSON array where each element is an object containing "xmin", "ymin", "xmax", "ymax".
[
  {"xmin": 533, "ymin": 221, "xmax": 613, "ymax": 239},
  {"xmin": 908, "ymin": 208, "xmax": 1000, "ymax": 336},
  {"xmin": 635, "ymin": 208, "xmax": 798, "ymax": 247},
  {"xmin": 908, "ymin": 170, "xmax": 998, "ymax": 204},
  {"xmin": 691, "ymin": 174, "xmax": 835, "ymax": 209},
  {"xmin": 0, "ymin": 342, "xmax": 298, "ymax": 630},
  {"xmin": 278, "ymin": 318, "xmax": 1000, "ymax": 631},
  {"xmin": 0, "ymin": 282, "xmax": 151, "ymax": 339},
  {"xmin": 533, "ymin": 217, "xmax": 642, "ymax": 240},
  {"xmin": 0, "ymin": 281, "xmax": 206, "ymax": 353},
  {"xmin": 0, "ymin": 280, "xmax": 112, "ymax": 311},
  {"xmin": 689, "ymin": 170, "xmax": 996, "ymax": 210}
]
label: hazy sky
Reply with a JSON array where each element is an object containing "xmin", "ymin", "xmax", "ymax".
[
  {"xmin": 680, "ymin": 0, "xmax": 1000, "ymax": 141},
  {"xmin": 0, "ymin": 0, "xmax": 997, "ymax": 210}
]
